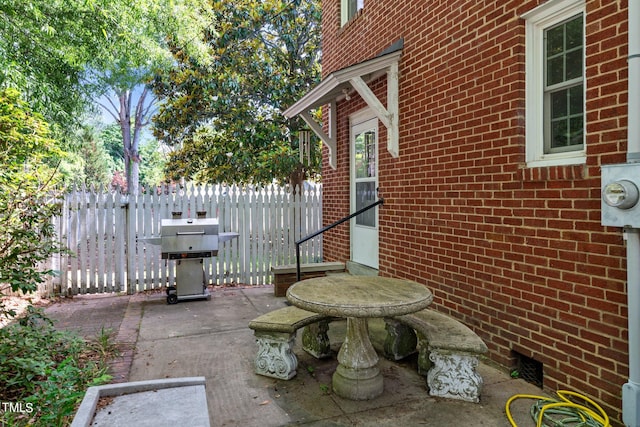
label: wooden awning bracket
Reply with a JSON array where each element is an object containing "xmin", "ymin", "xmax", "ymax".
[
  {"xmin": 283, "ymin": 48, "xmax": 402, "ymax": 169},
  {"xmin": 300, "ymin": 104, "xmax": 337, "ymax": 169}
]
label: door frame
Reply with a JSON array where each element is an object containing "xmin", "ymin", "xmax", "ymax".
[{"xmin": 349, "ymin": 109, "xmax": 379, "ymax": 269}]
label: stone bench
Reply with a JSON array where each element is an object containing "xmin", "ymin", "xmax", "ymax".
[
  {"xmin": 383, "ymin": 309, "xmax": 488, "ymax": 403},
  {"xmin": 271, "ymin": 262, "xmax": 346, "ymax": 297},
  {"xmin": 248, "ymin": 306, "xmax": 333, "ymax": 380}
]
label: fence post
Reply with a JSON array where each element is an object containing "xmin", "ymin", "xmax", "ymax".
[{"xmin": 126, "ymin": 194, "xmax": 136, "ymax": 295}]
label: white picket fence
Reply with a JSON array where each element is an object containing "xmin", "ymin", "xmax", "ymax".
[{"xmin": 52, "ymin": 183, "xmax": 323, "ymax": 295}]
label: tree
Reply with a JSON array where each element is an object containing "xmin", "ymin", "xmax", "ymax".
[
  {"xmin": 100, "ymin": 124, "xmax": 126, "ymax": 167},
  {"xmin": 0, "ymin": 0, "xmax": 212, "ymax": 194},
  {"xmin": 139, "ymin": 139, "xmax": 168, "ymax": 191},
  {"xmin": 89, "ymin": 0, "xmax": 214, "ymax": 195},
  {"xmin": 55, "ymin": 126, "xmax": 114, "ymax": 188},
  {"xmin": 0, "ymin": 89, "xmax": 65, "ymax": 317},
  {"xmin": 151, "ymin": 0, "xmax": 322, "ymax": 186},
  {"xmin": 77, "ymin": 126, "xmax": 115, "ymax": 187},
  {"xmin": 0, "ymin": 0, "xmax": 110, "ymax": 135},
  {"xmin": 95, "ymin": 85, "xmax": 154, "ymax": 195}
]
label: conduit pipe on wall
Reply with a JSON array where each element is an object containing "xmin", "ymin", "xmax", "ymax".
[
  {"xmin": 623, "ymin": 1, "xmax": 640, "ymax": 426},
  {"xmin": 624, "ymin": 228, "xmax": 640, "ymax": 427},
  {"xmin": 628, "ymin": 0, "xmax": 640, "ymax": 161}
]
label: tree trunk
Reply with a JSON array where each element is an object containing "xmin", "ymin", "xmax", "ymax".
[
  {"xmin": 289, "ymin": 162, "xmax": 306, "ymax": 194},
  {"xmin": 118, "ymin": 89, "xmax": 147, "ymax": 195}
]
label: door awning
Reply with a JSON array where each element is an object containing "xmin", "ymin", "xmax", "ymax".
[{"xmin": 283, "ymin": 45, "xmax": 402, "ymax": 169}]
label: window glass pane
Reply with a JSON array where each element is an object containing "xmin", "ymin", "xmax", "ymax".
[
  {"xmin": 348, "ymin": 0, "xmax": 357, "ymax": 15},
  {"xmin": 569, "ymin": 116, "xmax": 583, "ymax": 146},
  {"xmin": 551, "ymin": 90, "xmax": 567, "ymax": 119},
  {"xmin": 545, "ymin": 15, "xmax": 583, "ymax": 86},
  {"xmin": 365, "ymin": 131, "xmax": 375, "ymax": 177},
  {"xmin": 551, "ymin": 119, "xmax": 568, "ymax": 149},
  {"xmin": 548, "ymin": 84, "xmax": 583, "ymax": 151},
  {"xmin": 566, "ymin": 49, "xmax": 582, "ymax": 79},
  {"xmin": 566, "ymin": 15, "xmax": 583, "ymax": 49},
  {"xmin": 547, "ymin": 56, "xmax": 564, "ymax": 86},
  {"xmin": 546, "ymin": 26, "xmax": 564, "ymax": 56},
  {"xmin": 569, "ymin": 84, "xmax": 583, "ymax": 115},
  {"xmin": 345, "ymin": 0, "xmax": 363, "ymax": 21}
]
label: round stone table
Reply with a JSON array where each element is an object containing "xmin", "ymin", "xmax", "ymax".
[{"xmin": 286, "ymin": 275, "xmax": 433, "ymax": 400}]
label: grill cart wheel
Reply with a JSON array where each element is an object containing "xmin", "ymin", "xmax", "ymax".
[{"xmin": 167, "ymin": 294, "xmax": 178, "ymax": 305}]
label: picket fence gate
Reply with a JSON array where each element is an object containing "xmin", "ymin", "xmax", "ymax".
[{"xmin": 51, "ymin": 183, "xmax": 323, "ymax": 296}]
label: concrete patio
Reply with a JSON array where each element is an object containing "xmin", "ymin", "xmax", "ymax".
[{"xmin": 46, "ymin": 285, "xmax": 548, "ymax": 426}]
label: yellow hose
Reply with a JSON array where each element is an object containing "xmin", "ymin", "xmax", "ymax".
[{"xmin": 505, "ymin": 390, "xmax": 610, "ymax": 427}]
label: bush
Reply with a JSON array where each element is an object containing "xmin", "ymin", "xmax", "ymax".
[
  {"xmin": 0, "ymin": 308, "xmax": 113, "ymax": 426},
  {"xmin": 0, "ymin": 88, "xmax": 66, "ymax": 318}
]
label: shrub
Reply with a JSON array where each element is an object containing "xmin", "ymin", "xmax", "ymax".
[
  {"xmin": 0, "ymin": 88, "xmax": 66, "ymax": 318},
  {"xmin": 0, "ymin": 308, "xmax": 113, "ymax": 426}
]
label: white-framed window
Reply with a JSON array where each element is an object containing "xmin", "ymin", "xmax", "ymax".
[
  {"xmin": 341, "ymin": 0, "xmax": 364, "ymax": 26},
  {"xmin": 523, "ymin": 0, "xmax": 586, "ymax": 168}
]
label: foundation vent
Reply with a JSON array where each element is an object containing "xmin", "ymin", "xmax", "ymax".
[{"xmin": 513, "ymin": 351, "xmax": 543, "ymax": 388}]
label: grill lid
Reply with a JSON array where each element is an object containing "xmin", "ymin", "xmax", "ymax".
[
  {"xmin": 160, "ymin": 218, "xmax": 219, "ymax": 259},
  {"xmin": 160, "ymin": 218, "xmax": 219, "ymax": 236}
]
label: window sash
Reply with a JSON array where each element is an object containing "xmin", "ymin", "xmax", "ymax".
[
  {"xmin": 543, "ymin": 14, "xmax": 584, "ymax": 154},
  {"xmin": 523, "ymin": 0, "xmax": 586, "ymax": 167}
]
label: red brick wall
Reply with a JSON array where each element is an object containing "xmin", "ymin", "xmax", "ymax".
[{"xmin": 320, "ymin": 0, "xmax": 629, "ymax": 421}]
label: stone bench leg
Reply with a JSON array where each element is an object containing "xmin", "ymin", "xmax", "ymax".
[
  {"xmin": 383, "ymin": 318, "xmax": 418, "ymax": 360},
  {"xmin": 384, "ymin": 318, "xmax": 418, "ymax": 360},
  {"xmin": 302, "ymin": 320, "xmax": 331, "ymax": 359},
  {"xmin": 415, "ymin": 332, "xmax": 431, "ymax": 376},
  {"xmin": 254, "ymin": 331, "xmax": 298, "ymax": 380},
  {"xmin": 426, "ymin": 348, "xmax": 483, "ymax": 403}
]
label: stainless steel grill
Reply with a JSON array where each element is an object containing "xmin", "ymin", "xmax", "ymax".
[{"xmin": 157, "ymin": 217, "xmax": 238, "ymax": 304}]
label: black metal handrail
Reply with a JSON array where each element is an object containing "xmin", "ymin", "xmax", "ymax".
[{"xmin": 295, "ymin": 198, "xmax": 384, "ymax": 281}]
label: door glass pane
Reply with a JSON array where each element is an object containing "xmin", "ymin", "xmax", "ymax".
[
  {"xmin": 354, "ymin": 130, "xmax": 376, "ymax": 179},
  {"xmin": 355, "ymin": 181, "xmax": 376, "ymax": 227}
]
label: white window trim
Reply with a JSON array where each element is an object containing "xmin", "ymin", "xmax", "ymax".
[
  {"xmin": 341, "ymin": 0, "xmax": 349, "ymax": 26},
  {"xmin": 523, "ymin": 0, "xmax": 586, "ymax": 168}
]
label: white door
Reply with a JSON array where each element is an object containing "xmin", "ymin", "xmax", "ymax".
[{"xmin": 350, "ymin": 116, "xmax": 379, "ymax": 269}]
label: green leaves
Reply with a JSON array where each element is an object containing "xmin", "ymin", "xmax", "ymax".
[
  {"xmin": 0, "ymin": 309, "xmax": 113, "ymax": 426},
  {"xmin": 152, "ymin": 0, "xmax": 322, "ymax": 186},
  {"xmin": 0, "ymin": 0, "xmax": 214, "ymax": 192},
  {"xmin": 0, "ymin": 89, "xmax": 65, "ymax": 316},
  {"xmin": 0, "ymin": 0, "xmax": 109, "ymax": 131}
]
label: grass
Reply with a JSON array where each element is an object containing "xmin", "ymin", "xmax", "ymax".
[{"xmin": 0, "ymin": 307, "xmax": 118, "ymax": 426}]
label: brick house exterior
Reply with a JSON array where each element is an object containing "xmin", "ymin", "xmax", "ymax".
[{"xmin": 286, "ymin": 0, "xmax": 632, "ymax": 422}]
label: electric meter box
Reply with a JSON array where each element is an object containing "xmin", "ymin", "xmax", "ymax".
[{"xmin": 601, "ymin": 163, "xmax": 640, "ymax": 227}]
